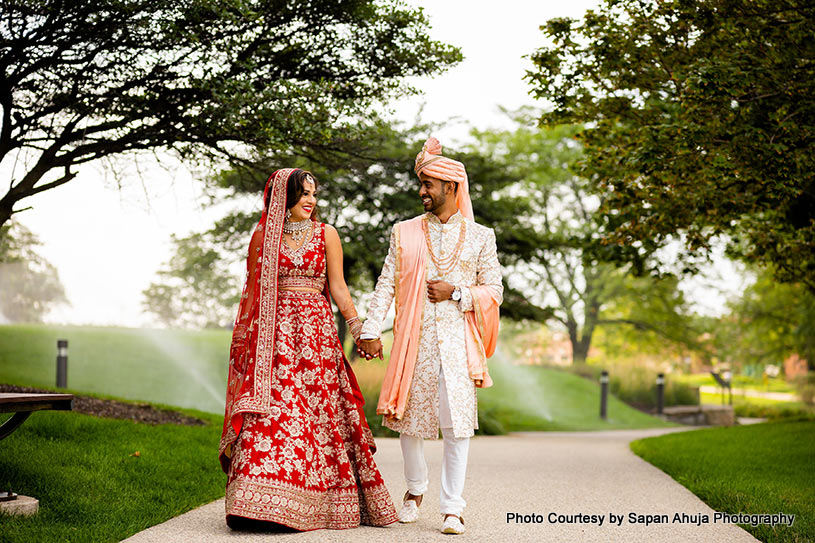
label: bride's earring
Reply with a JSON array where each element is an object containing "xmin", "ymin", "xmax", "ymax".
[{"xmin": 285, "ymin": 209, "xmax": 292, "ymax": 221}]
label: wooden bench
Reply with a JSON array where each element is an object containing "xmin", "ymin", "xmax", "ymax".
[
  {"xmin": 0, "ymin": 393, "xmax": 74, "ymax": 508},
  {"xmin": 0, "ymin": 392, "xmax": 74, "ymax": 441}
]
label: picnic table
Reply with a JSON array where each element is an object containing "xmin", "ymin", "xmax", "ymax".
[{"xmin": 0, "ymin": 392, "xmax": 74, "ymax": 441}]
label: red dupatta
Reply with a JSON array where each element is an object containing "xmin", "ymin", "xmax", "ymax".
[{"xmin": 219, "ymin": 168, "xmax": 291, "ymax": 472}]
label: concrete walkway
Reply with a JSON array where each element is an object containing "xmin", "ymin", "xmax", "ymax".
[{"xmin": 123, "ymin": 427, "xmax": 759, "ymax": 543}]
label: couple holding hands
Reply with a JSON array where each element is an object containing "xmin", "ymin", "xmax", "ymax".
[{"xmin": 219, "ymin": 137, "xmax": 502, "ymax": 535}]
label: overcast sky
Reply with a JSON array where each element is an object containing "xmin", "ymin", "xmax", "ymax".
[{"xmin": 3, "ymin": 1, "xmax": 744, "ymax": 327}]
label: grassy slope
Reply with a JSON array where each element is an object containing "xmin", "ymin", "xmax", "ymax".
[
  {"xmin": 2, "ymin": 325, "xmax": 672, "ymax": 434},
  {"xmin": 477, "ymin": 362, "xmax": 676, "ymax": 432},
  {"xmin": 354, "ymin": 359, "xmax": 675, "ymax": 434},
  {"xmin": 0, "ymin": 409, "xmax": 225, "ymax": 543},
  {"xmin": 630, "ymin": 421, "xmax": 815, "ymax": 543},
  {"xmin": 0, "ymin": 324, "xmax": 230, "ymax": 414}
]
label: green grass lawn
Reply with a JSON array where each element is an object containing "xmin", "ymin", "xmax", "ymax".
[
  {"xmin": 700, "ymin": 391, "xmax": 804, "ymax": 408},
  {"xmin": 677, "ymin": 373, "xmax": 798, "ymax": 394},
  {"xmin": 630, "ymin": 420, "xmax": 815, "ymax": 543},
  {"xmin": 0, "ymin": 408, "xmax": 225, "ymax": 543},
  {"xmin": 2, "ymin": 324, "xmax": 673, "ymax": 435},
  {"xmin": 700, "ymin": 392, "xmax": 815, "ymax": 421},
  {"xmin": 355, "ymin": 360, "xmax": 676, "ymax": 435},
  {"xmin": 0, "ymin": 324, "xmax": 230, "ymax": 414},
  {"xmin": 476, "ymin": 362, "xmax": 677, "ymax": 432}
]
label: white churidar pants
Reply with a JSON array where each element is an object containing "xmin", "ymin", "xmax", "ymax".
[{"xmin": 399, "ymin": 367, "xmax": 470, "ymax": 516}]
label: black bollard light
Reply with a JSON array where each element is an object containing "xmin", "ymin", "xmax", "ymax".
[
  {"xmin": 656, "ymin": 373, "xmax": 665, "ymax": 415},
  {"xmin": 56, "ymin": 339, "xmax": 68, "ymax": 388},
  {"xmin": 600, "ymin": 370, "xmax": 609, "ymax": 420}
]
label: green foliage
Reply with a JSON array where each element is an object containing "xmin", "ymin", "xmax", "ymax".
[
  {"xmin": 0, "ymin": 221, "xmax": 67, "ymax": 322},
  {"xmin": 715, "ymin": 266, "xmax": 815, "ymax": 370},
  {"xmin": 607, "ymin": 366, "xmax": 699, "ymax": 409},
  {"xmin": 142, "ymin": 232, "xmax": 241, "ymax": 328},
  {"xmin": 527, "ymin": 0, "xmax": 815, "ymax": 289},
  {"xmin": 535, "ymin": 357, "xmax": 699, "ymax": 409},
  {"xmin": 208, "ymin": 119, "xmax": 438, "ymax": 292},
  {"xmin": 146, "ymin": 116, "xmax": 546, "ymax": 326},
  {"xmin": 631, "ymin": 421, "xmax": 815, "ymax": 543},
  {"xmin": 0, "ymin": 0, "xmax": 461, "ymax": 227},
  {"xmin": 0, "ymin": 409, "xmax": 224, "ymax": 543},
  {"xmin": 469, "ymin": 108, "xmax": 697, "ymax": 363},
  {"xmin": 730, "ymin": 400, "xmax": 815, "ymax": 421}
]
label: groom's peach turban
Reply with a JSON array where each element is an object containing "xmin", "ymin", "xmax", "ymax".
[{"xmin": 414, "ymin": 137, "xmax": 474, "ymax": 220}]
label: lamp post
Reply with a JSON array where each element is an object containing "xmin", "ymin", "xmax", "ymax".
[
  {"xmin": 600, "ymin": 370, "xmax": 609, "ymax": 420},
  {"xmin": 656, "ymin": 373, "xmax": 665, "ymax": 415},
  {"xmin": 56, "ymin": 339, "xmax": 68, "ymax": 388}
]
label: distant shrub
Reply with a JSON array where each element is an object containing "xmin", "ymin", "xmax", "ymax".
[
  {"xmin": 550, "ymin": 362, "xmax": 698, "ymax": 409},
  {"xmin": 606, "ymin": 366, "xmax": 698, "ymax": 409},
  {"xmin": 793, "ymin": 374, "xmax": 815, "ymax": 406},
  {"xmin": 733, "ymin": 402, "xmax": 815, "ymax": 421}
]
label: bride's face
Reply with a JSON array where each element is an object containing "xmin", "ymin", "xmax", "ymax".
[{"xmin": 288, "ymin": 180, "xmax": 317, "ymax": 221}]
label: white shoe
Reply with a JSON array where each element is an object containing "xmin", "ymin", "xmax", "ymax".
[
  {"xmin": 441, "ymin": 515, "xmax": 465, "ymax": 534},
  {"xmin": 398, "ymin": 500, "xmax": 419, "ymax": 523}
]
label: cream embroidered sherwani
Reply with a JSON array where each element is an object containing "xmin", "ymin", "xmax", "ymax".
[{"xmin": 361, "ymin": 211, "xmax": 503, "ymax": 439}]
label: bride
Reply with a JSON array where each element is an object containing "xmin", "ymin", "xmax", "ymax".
[{"xmin": 219, "ymin": 168, "xmax": 397, "ymax": 530}]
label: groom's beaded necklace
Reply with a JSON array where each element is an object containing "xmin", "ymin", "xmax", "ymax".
[{"xmin": 422, "ymin": 215, "xmax": 466, "ymax": 276}]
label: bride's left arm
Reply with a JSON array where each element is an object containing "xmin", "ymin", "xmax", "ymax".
[{"xmin": 324, "ymin": 224, "xmax": 359, "ymax": 323}]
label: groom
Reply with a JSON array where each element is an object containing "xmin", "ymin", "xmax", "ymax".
[{"xmin": 358, "ymin": 137, "xmax": 503, "ymax": 535}]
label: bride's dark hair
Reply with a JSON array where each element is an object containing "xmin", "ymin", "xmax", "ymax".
[{"xmin": 265, "ymin": 169, "xmax": 319, "ymax": 219}]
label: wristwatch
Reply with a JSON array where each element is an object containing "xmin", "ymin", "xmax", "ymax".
[{"xmin": 451, "ymin": 285, "xmax": 461, "ymax": 302}]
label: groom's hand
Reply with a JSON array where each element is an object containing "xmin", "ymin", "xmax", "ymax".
[
  {"xmin": 357, "ymin": 338, "xmax": 383, "ymax": 360},
  {"xmin": 427, "ymin": 280, "xmax": 454, "ymax": 303}
]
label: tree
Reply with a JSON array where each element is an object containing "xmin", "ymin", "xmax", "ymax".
[
  {"xmin": 527, "ymin": 0, "xmax": 815, "ymax": 289},
  {"xmin": 715, "ymin": 267, "xmax": 815, "ymax": 371},
  {"xmin": 0, "ymin": 0, "xmax": 461, "ymax": 229},
  {"xmin": 142, "ymin": 232, "xmax": 240, "ymax": 328},
  {"xmin": 144, "ymin": 111, "xmax": 698, "ymax": 367},
  {"xmin": 469, "ymin": 109, "xmax": 697, "ymax": 364},
  {"xmin": 142, "ymin": 117, "xmax": 547, "ymax": 329},
  {"xmin": 0, "ymin": 220, "xmax": 67, "ymax": 322}
]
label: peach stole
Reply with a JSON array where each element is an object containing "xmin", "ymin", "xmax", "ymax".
[
  {"xmin": 463, "ymin": 286, "xmax": 499, "ymax": 388},
  {"xmin": 377, "ymin": 216, "xmax": 499, "ymax": 421},
  {"xmin": 377, "ymin": 216, "xmax": 426, "ymax": 419}
]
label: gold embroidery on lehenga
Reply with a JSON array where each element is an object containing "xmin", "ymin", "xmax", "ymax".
[{"xmin": 225, "ymin": 220, "xmax": 397, "ymax": 528}]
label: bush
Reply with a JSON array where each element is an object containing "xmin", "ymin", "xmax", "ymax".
[
  {"xmin": 555, "ymin": 363, "xmax": 698, "ymax": 409},
  {"xmin": 793, "ymin": 374, "xmax": 815, "ymax": 406},
  {"xmin": 733, "ymin": 402, "xmax": 815, "ymax": 421},
  {"xmin": 617, "ymin": 367, "xmax": 698, "ymax": 409}
]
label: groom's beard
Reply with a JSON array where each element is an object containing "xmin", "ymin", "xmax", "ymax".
[{"xmin": 422, "ymin": 192, "xmax": 446, "ymax": 213}]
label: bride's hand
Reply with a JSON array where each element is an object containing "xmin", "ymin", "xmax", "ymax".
[{"xmin": 357, "ymin": 338, "xmax": 383, "ymax": 360}]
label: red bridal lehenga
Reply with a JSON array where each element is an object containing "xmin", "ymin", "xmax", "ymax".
[{"xmin": 219, "ymin": 169, "xmax": 397, "ymax": 530}]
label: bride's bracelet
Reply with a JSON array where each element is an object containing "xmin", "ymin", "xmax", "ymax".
[{"xmin": 346, "ymin": 316, "xmax": 363, "ymax": 343}]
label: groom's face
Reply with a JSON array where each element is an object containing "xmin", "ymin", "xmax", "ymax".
[{"xmin": 418, "ymin": 173, "xmax": 447, "ymax": 212}]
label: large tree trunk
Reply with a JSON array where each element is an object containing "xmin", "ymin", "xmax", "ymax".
[
  {"xmin": 572, "ymin": 340, "xmax": 590, "ymax": 365},
  {"xmin": 568, "ymin": 302, "xmax": 599, "ymax": 365},
  {"xmin": 566, "ymin": 320, "xmax": 585, "ymax": 364},
  {"xmin": 0, "ymin": 200, "xmax": 13, "ymax": 232}
]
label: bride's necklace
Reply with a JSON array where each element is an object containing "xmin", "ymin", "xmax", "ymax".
[{"xmin": 283, "ymin": 218, "xmax": 311, "ymax": 245}]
